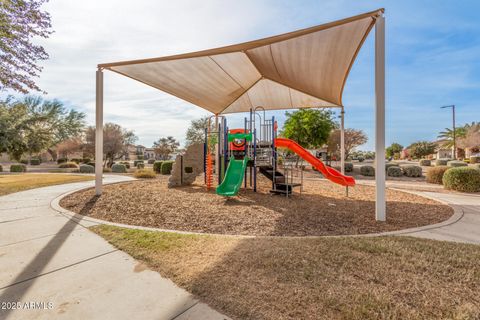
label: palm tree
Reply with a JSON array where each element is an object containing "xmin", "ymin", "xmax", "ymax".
[{"xmin": 438, "ymin": 127, "xmax": 467, "ymax": 148}]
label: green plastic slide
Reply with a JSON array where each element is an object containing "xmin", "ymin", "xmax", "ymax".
[{"xmin": 216, "ymin": 157, "xmax": 249, "ymax": 196}]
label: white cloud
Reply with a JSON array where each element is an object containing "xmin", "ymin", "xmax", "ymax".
[{"xmin": 34, "ymin": 0, "xmax": 280, "ymax": 147}]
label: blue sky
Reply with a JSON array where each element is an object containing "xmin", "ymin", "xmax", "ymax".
[{"xmin": 4, "ymin": 0, "xmax": 480, "ymax": 150}]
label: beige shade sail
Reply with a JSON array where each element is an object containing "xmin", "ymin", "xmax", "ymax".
[{"xmin": 99, "ymin": 9, "xmax": 383, "ymax": 114}]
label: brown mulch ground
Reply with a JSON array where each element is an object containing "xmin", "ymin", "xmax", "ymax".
[{"xmin": 60, "ymin": 175, "xmax": 453, "ymax": 236}]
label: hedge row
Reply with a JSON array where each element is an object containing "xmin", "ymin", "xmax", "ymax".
[
  {"xmin": 58, "ymin": 162, "xmax": 79, "ymax": 169},
  {"xmin": 426, "ymin": 166, "xmax": 450, "ymax": 184},
  {"xmin": 79, "ymin": 164, "xmax": 94, "ymax": 173},
  {"xmin": 443, "ymin": 167, "xmax": 480, "ymax": 192},
  {"xmin": 161, "ymin": 161, "xmax": 174, "ymax": 174},
  {"xmin": 447, "ymin": 160, "xmax": 468, "ymax": 168},
  {"xmin": 360, "ymin": 165, "xmax": 423, "ymax": 177},
  {"xmin": 112, "ymin": 163, "xmax": 127, "ymax": 173},
  {"xmin": 133, "ymin": 160, "xmax": 144, "ymax": 167},
  {"xmin": 10, "ymin": 164, "xmax": 27, "ymax": 172},
  {"xmin": 419, "ymin": 159, "xmax": 431, "ymax": 166},
  {"xmin": 153, "ymin": 161, "xmax": 164, "ymax": 173},
  {"xmin": 119, "ymin": 161, "xmax": 131, "ymax": 169}
]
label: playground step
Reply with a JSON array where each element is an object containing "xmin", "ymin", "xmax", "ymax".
[
  {"xmin": 259, "ymin": 166, "xmax": 285, "ymax": 183},
  {"xmin": 270, "ymin": 182, "xmax": 302, "ymax": 195}
]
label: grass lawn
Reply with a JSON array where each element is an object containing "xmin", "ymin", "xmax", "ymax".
[
  {"xmin": 92, "ymin": 225, "xmax": 480, "ymax": 320},
  {"xmin": 0, "ymin": 173, "xmax": 93, "ymax": 196}
]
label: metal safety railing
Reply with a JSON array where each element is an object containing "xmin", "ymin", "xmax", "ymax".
[{"xmin": 279, "ymin": 156, "xmax": 305, "ymax": 197}]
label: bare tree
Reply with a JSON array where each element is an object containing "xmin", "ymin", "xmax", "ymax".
[
  {"xmin": 327, "ymin": 128, "xmax": 368, "ymax": 160},
  {"xmin": 56, "ymin": 137, "xmax": 83, "ymax": 159},
  {"xmin": 84, "ymin": 123, "xmax": 137, "ymax": 166},
  {"xmin": 185, "ymin": 116, "xmax": 215, "ymax": 147},
  {"xmin": 458, "ymin": 123, "xmax": 480, "ymax": 152},
  {"xmin": 153, "ymin": 136, "xmax": 179, "ymax": 160}
]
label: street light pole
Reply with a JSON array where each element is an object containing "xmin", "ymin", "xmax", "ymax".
[{"xmin": 441, "ymin": 105, "xmax": 456, "ymax": 159}]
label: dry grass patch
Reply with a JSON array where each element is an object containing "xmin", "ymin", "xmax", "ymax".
[
  {"xmin": 62, "ymin": 176, "xmax": 453, "ymax": 236},
  {"xmin": 92, "ymin": 225, "xmax": 480, "ymax": 320},
  {"xmin": 133, "ymin": 169, "xmax": 156, "ymax": 179},
  {"xmin": 0, "ymin": 173, "xmax": 93, "ymax": 196}
]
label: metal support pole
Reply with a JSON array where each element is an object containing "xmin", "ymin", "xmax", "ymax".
[
  {"xmin": 217, "ymin": 122, "xmax": 222, "ymax": 185},
  {"xmin": 253, "ymin": 128, "xmax": 257, "ymax": 192},
  {"xmin": 214, "ymin": 115, "xmax": 219, "ymax": 181},
  {"xmin": 272, "ymin": 116, "xmax": 276, "ymax": 191},
  {"xmin": 244, "ymin": 117, "xmax": 247, "ymax": 189},
  {"xmin": 204, "ymin": 127, "xmax": 207, "ymax": 183},
  {"xmin": 340, "ymin": 107, "xmax": 345, "ymax": 175},
  {"xmin": 375, "ymin": 14, "xmax": 386, "ymax": 221},
  {"xmin": 95, "ymin": 68, "xmax": 104, "ymax": 195},
  {"xmin": 452, "ymin": 105, "xmax": 456, "ymax": 159}
]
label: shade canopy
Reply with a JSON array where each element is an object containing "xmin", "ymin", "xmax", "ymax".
[{"xmin": 99, "ymin": 9, "xmax": 383, "ymax": 114}]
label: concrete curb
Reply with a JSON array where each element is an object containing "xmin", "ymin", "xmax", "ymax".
[{"xmin": 50, "ymin": 179, "xmax": 463, "ymax": 240}]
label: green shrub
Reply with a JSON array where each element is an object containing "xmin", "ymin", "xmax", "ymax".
[
  {"xmin": 385, "ymin": 163, "xmax": 399, "ymax": 172},
  {"xmin": 10, "ymin": 164, "xmax": 27, "ymax": 172},
  {"xmin": 447, "ymin": 160, "xmax": 468, "ymax": 168},
  {"xmin": 387, "ymin": 166, "xmax": 402, "ymax": 177},
  {"xmin": 357, "ymin": 156, "xmax": 365, "ymax": 162},
  {"xmin": 137, "ymin": 163, "xmax": 145, "ymax": 169},
  {"xmin": 82, "ymin": 158, "xmax": 91, "ymax": 163},
  {"xmin": 59, "ymin": 161, "xmax": 79, "ymax": 169},
  {"xmin": 403, "ymin": 165, "xmax": 422, "ymax": 177},
  {"xmin": 426, "ymin": 166, "xmax": 450, "ymax": 184},
  {"xmin": 148, "ymin": 159, "xmax": 155, "ymax": 164},
  {"xmin": 0, "ymin": 164, "xmax": 3, "ymax": 172},
  {"xmin": 57, "ymin": 158, "xmax": 67, "ymax": 164},
  {"xmin": 29, "ymin": 158, "xmax": 41, "ymax": 165},
  {"xmin": 79, "ymin": 164, "xmax": 94, "ymax": 173},
  {"xmin": 134, "ymin": 169, "xmax": 156, "ymax": 179},
  {"xmin": 20, "ymin": 159, "xmax": 28, "ymax": 164},
  {"xmin": 344, "ymin": 163, "xmax": 353, "ymax": 173},
  {"xmin": 470, "ymin": 156, "xmax": 480, "ymax": 164},
  {"xmin": 160, "ymin": 161, "xmax": 174, "ymax": 174},
  {"xmin": 111, "ymin": 163, "xmax": 127, "ymax": 173},
  {"xmin": 360, "ymin": 165, "xmax": 375, "ymax": 176},
  {"xmin": 435, "ymin": 159, "xmax": 449, "ymax": 166},
  {"xmin": 419, "ymin": 159, "xmax": 431, "ymax": 166},
  {"xmin": 153, "ymin": 161, "xmax": 164, "ymax": 173},
  {"xmin": 134, "ymin": 160, "xmax": 144, "ymax": 167},
  {"xmin": 442, "ymin": 167, "xmax": 480, "ymax": 192},
  {"xmin": 119, "ymin": 161, "xmax": 130, "ymax": 169}
]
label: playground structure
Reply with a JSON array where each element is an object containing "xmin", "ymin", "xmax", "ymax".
[
  {"xmin": 201, "ymin": 108, "xmax": 355, "ymax": 196},
  {"xmin": 94, "ymin": 9, "xmax": 386, "ymax": 220}
]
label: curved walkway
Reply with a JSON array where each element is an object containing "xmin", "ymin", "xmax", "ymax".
[
  {"xmin": 0, "ymin": 175, "xmax": 229, "ymax": 320},
  {"xmin": 400, "ymin": 191, "xmax": 480, "ymax": 244}
]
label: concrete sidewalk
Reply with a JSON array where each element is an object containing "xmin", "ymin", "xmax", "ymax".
[
  {"xmin": 0, "ymin": 175, "xmax": 229, "ymax": 320},
  {"xmin": 401, "ymin": 191, "xmax": 480, "ymax": 244}
]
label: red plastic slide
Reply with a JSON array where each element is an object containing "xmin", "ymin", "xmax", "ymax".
[{"xmin": 275, "ymin": 138, "xmax": 355, "ymax": 187}]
